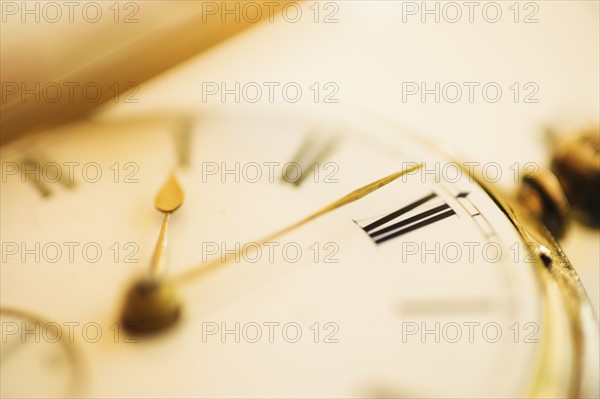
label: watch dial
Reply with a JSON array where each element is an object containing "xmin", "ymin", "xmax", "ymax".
[{"xmin": 1, "ymin": 107, "xmax": 544, "ymax": 398}]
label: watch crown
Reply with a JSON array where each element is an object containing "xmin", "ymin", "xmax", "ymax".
[
  {"xmin": 518, "ymin": 169, "xmax": 570, "ymax": 239},
  {"xmin": 551, "ymin": 126, "xmax": 600, "ymax": 227}
]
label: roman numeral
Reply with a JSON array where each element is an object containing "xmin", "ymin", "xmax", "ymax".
[
  {"xmin": 361, "ymin": 192, "xmax": 467, "ymax": 244},
  {"xmin": 19, "ymin": 157, "xmax": 75, "ymax": 198},
  {"xmin": 282, "ymin": 132, "xmax": 339, "ymax": 186},
  {"xmin": 173, "ymin": 116, "xmax": 194, "ymax": 167}
]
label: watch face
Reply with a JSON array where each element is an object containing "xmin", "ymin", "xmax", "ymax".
[{"xmin": 0, "ymin": 107, "xmax": 554, "ymax": 398}]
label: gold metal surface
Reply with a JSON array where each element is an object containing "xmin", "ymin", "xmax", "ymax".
[
  {"xmin": 150, "ymin": 173, "xmax": 184, "ymax": 275},
  {"xmin": 120, "ymin": 278, "xmax": 181, "ymax": 334},
  {"xmin": 120, "ymin": 173, "xmax": 185, "ymax": 333},
  {"xmin": 476, "ymin": 171, "xmax": 599, "ymax": 398},
  {"xmin": 154, "ymin": 173, "xmax": 184, "ymax": 213}
]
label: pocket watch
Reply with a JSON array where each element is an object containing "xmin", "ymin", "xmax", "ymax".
[{"xmin": 0, "ymin": 105, "xmax": 598, "ymax": 398}]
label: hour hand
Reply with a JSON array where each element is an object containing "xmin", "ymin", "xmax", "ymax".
[
  {"xmin": 149, "ymin": 173, "xmax": 184, "ymax": 276},
  {"xmin": 120, "ymin": 173, "xmax": 184, "ymax": 334}
]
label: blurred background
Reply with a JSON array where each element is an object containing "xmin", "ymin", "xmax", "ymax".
[{"xmin": 1, "ymin": 0, "xmax": 598, "ymax": 314}]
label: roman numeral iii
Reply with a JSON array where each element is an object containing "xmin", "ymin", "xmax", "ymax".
[{"xmin": 360, "ymin": 192, "xmax": 467, "ymax": 244}]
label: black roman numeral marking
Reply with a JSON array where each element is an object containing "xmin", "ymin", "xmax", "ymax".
[{"xmin": 361, "ymin": 192, "xmax": 467, "ymax": 244}]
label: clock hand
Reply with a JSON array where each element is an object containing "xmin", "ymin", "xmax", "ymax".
[
  {"xmin": 172, "ymin": 163, "xmax": 424, "ymax": 285},
  {"xmin": 119, "ymin": 164, "xmax": 422, "ymax": 334},
  {"xmin": 149, "ymin": 173, "xmax": 184, "ymax": 276},
  {"xmin": 120, "ymin": 173, "xmax": 184, "ymax": 334}
]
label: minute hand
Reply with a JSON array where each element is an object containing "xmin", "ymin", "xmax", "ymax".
[{"xmin": 172, "ymin": 163, "xmax": 423, "ymax": 285}]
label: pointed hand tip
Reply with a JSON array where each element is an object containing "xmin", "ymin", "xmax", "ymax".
[{"xmin": 155, "ymin": 173, "xmax": 184, "ymax": 213}]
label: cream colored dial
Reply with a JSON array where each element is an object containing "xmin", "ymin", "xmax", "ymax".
[{"xmin": 0, "ymin": 106, "xmax": 584, "ymax": 398}]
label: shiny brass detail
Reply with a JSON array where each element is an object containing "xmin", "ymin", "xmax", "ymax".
[
  {"xmin": 121, "ymin": 278, "xmax": 181, "ymax": 334},
  {"xmin": 551, "ymin": 126, "xmax": 600, "ymax": 227},
  {"xmin": 518, "ymin": 169, "xmax": 570, "ymax": 239}
]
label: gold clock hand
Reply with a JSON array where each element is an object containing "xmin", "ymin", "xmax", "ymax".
[
  {"xmin": 119, "ymin": 164, "xmax": 422, "ymax": 334},
  {"xmin": 172, "ymin": 163, "xmax": 423, "ymax": 285},
  {"xmin": 120, "ymin": 173, "xmax": 184, "ymax": 334},
  {"xmin": 149, "ymin": 173, "xmax": 184, "ymax": 276}
]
